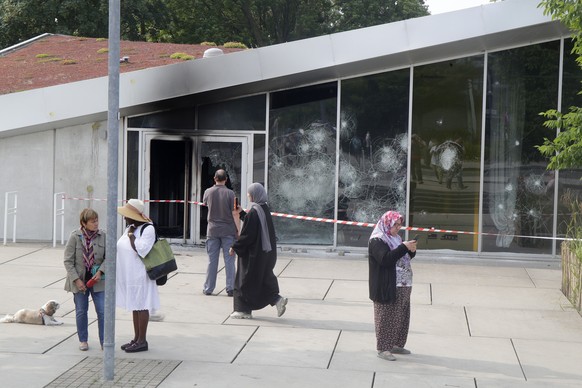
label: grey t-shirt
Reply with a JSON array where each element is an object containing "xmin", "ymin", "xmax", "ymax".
[{"xmin": 203, "ymin": 184, "xmax": 237, "ymax": 237}]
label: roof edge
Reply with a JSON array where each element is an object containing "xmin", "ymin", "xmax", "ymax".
[{"xmin": 0, "ymin": 33, "xmax": 54, "ymax": 56}]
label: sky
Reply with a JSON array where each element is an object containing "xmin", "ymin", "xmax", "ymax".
[{"xmin": 424, "ymin": 0, "xmax": 494, "ymax": 15}]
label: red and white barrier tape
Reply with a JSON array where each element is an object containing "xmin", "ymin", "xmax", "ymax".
[{"xmin": 59, "ymin": 194, "xmax": 574, "ymax": 241}]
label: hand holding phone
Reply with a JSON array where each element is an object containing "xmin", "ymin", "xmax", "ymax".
[{"xmin": 412, "ymin": 234, "xmax": 419, "ymax": 241}]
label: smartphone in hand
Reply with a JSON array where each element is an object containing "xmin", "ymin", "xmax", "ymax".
[{"xmin": 412, "ymin": 234, "xmax": 419, "ymax": 241}]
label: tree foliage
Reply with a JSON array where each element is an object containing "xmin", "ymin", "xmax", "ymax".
[
  {"xmin": 0, "ymin": 0, "xmax": 170, "ymax": 48},
  {"xmin": 537, "ymin": 0, "xmax": 582, "ymax": 170},
  {"xmin": 1, "ymin": 0, "xmax": 429, "ymax": 49}
]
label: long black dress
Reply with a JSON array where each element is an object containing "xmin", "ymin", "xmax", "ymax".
[{"xmin": 232, "ymin": 204, "xmax": 280, "ymax": 312}]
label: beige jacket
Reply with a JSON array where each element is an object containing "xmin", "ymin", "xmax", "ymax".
[{"xmin": 63, "ymin": 228, "xmax": 106, "ymax": 293}]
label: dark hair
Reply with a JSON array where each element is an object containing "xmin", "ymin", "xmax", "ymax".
[
  {"xmin": 214, "ymin": 169, "xmax": 227, "ymax": 182},
  {"xmin": 80, "ymin": 208, "xmax": 99, "ymax": 227}
]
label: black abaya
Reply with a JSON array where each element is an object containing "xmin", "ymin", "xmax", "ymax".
[{"xmin": 232, "ymin": 204, "xmax": 280, "ymax": 312}]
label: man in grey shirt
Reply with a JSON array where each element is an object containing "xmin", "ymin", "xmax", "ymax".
[{"xmin": 202, "ymin": 169, "xmax": 238, "ymax": 296}]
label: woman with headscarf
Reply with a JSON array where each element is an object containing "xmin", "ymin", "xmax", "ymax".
[
  {"xmin": 228, "ymin": 183, "xmax": 287, "ymax": 319},
  {"xmin": 116, "ymin": 199, "xmax": 159, "ymax": 353},
  {"xmin": 368, "ymin": 210, "xmax": 417, "ymax": 361}
]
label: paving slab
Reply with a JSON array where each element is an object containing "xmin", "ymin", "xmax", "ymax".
[
  {"xmin": 0, "ymin": 353, "xmax": 83, "ymax": 388},
  {"xmin": 414, "ymin": 262, "xmax": 536, "ymax": 287},
  {"xmin": 467, "ymin": 307, "xmax": 582, "ymax": 341},
  {"xmin": 331, "ymin": 331, "xmax": 525, "ymax": 380},
  {"xmin": 410, "ymin": 305, "xmax": 470, "ymax": 337},
  {"xmin": 280, "ymin": 257, "xmax": 367, "ymax": 280},
  {"xmin": 233, "ymin": 325, "xmax": 340, "ymax": 369},
  {"xmin": 0, "ymin": 245, "xmax": 49, "ymax": 264},
  {"xmin": 513, "ymin": 338, "xmax": 582, "ymax": 385},
  {"xmin": 374, "ymin": 372, "xmax": 476, "ymax": 388},
  {"xmin": 432, "ymin": 283, "xmax": 570, "ymax": 310},
  {"xmin": 159, "ymin": 362, "xmax": 374, "ymax": 388},
  {"xmin": 525, "ymin": 267, "xmax": 563, "ymax": 289}
]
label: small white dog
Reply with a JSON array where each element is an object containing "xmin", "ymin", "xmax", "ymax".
[{"xmin": 0, "ymin": 300, "xmax": 63, "ymax": 326}]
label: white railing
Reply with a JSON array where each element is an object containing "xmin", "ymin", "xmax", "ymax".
[
  {"xmin": 53, "ymin": 192, "xmax": 66, "ymax": 247},
  {"xmin": 3, "ymin": 191, "xmax": 18, "ymax": 245}
]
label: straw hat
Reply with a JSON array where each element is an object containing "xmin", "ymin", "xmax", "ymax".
[{"xmin": 117, "ymin": 199, "xmax": 151, "ymax": 223}]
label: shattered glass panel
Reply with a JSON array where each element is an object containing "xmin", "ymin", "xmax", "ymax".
[
  {"xmin": 339, "ymin": 70, "xmax": 410, "ymax": 247},
  {"xmin": 268, "ymin": 83, "xmax": 337, "ymax": 244},
  {"xmin": 557, "ymin": 39, "xmax": 582, "ymax": 250},
  {"xmin": 411, "ymin": 56, "xmax": 484, "ymax": 251},
  {"xmin": 483, "ymin": 41, "xmax": 560, "ymax": 254}
]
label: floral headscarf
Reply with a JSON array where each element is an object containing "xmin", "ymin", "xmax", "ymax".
[{"xmin": 369, "ymin": 210, "xmax": 403, "ymax": 250}]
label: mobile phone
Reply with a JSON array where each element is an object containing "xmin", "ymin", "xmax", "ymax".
[
  {"xmin": 412, "ymin": 234, "xmax": 419, "ymax": 241},
  {"xmin": 234, "ymin": 197, "xmax": 239, "ymax": 210}
]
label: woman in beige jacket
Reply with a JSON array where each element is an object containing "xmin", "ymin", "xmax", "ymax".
[{"xmin": 63, "ymin": 208, "xmax": 106, "ymax": 351}]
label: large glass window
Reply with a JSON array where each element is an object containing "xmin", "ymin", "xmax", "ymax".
[
  {"xmin": 253, "ymin": 134, "xmax": 266, "ymax": 185},
  {"xmin": 198, "ymin": 95, "xmax": 266, "ymax": 130},
  {"xmin": 411, "ymin": 56, "xmax": 484, "ymax": 251},
  {"xmin": 126, "ymin": 131, "xmax": 139, "ymax": 199},
  {"xmin": 557, "ymin": 39, "xmax": 582, "ymax": 246},
  {"xmin": 339, "ymin": 70, "xmax": 410, "ymax": 247},
  {"xmin": 127, "ymin": 107, "xmax": 195, "ymax": 129},
  {"xmin": 268, "ymin": 83, "xmax": 337, "ymax": 244},
  {"xmin": 483, "ymin": 41, "xmax": 560, "ymax": 254}
]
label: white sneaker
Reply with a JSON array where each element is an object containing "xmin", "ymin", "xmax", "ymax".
[
  {"xmin": 230, "ymin": 311, "xmax": 252, "ymax": 319},
  {"xmin": 149, "ymin": 312, "xmax": 165, "ymax": 322},
  {"xmin": 275, "ymin": 296, "xmax": 288, "ymax": 317},
  {"xmin": 377, "ymin": 351, "xmax": 396, "ymax": 361}
]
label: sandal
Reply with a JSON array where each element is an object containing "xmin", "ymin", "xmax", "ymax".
[{"xmin": 120, "ymin": 340, "xmax": 136, "ymax": 351}]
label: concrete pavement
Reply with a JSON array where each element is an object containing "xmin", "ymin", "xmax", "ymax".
[{"xmin": 1, "ymin": 243, "xmax": 581, "ymax": 387}]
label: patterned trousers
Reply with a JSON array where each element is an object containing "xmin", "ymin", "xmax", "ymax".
[{"xmin": 373, "ymin": 287, "xmax": 412, "ymax": 352}]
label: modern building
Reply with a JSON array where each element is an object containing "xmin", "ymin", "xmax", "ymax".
[{"xmin": 1, "ymin": 0, "xmax": 580, "ymax": 258}]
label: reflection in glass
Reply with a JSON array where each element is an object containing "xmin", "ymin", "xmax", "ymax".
[
  {"xmin": 268, "ymin": 83, "xmax": 337, "ymax": 244},
  {"xmin": 198, "ymin": 95, "xmax": 266, "ymax": 130},
  {"xmin": 126, "ymin": 131, "xmax": 139, "ymax": 200},
  {"xmin": 339, "ymin": 70, "xmax": 410, "ymax": 247},
  {"xmin": 199, "ymin": 142, "xmax": 243, "ymax": 238},
  {"xmin": 483, "ymin": 42, "xmax": 560, "ymax": 254},
  {"xmin": 557, "ymin": 39, "xmax": 582, "ymax": 246},
  {"xmin": 253, "ymin": 134, "xmax": 266, "ymax": 185},
  {"xmin": 411, "ymin": 56, "xmax": 484, "ymax": 251},
  {"xmin": 127, "ymin": 107, "xmax": 195, "ymax": 129}
]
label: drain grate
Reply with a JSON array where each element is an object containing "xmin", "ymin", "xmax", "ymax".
[{"xmin": 44, "ymin": 357, "xmax": 181, "ymax": 387}]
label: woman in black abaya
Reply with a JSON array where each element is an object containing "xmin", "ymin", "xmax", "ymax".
[{"xmin": 229, "ymin": 182, "xmax": 288, "ymax": 319}]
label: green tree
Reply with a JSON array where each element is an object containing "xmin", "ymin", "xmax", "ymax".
[
  {"xmin": 0, "ymin": 0, "xmax": 170, "ymax": 48},
  {"xmin": 163, "ymin": 0, "xmax": 429, "ymax": 47},
  {"xmin": 537, "ymin": 0, "xmax": 582, "ymax": 170},
  {"xmin": 332, "ymin": 0, "xmax": 428, "ymax": 32}
]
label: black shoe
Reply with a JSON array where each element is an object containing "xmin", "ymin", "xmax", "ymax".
[
  {"xmin": 227, "ymin": 290, "xmax": 233, "ymax": 297},
  {"xmin": 125, "ymin": 341, "xmax": 148, "ymax": 353},
  {"xmin": 120, "ymin": 340, "xmax": 136, "ymax": 351}
]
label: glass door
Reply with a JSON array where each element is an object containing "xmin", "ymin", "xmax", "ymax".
[
  {"xmin": 144, "ymin": 136, "xmax": 192, "ymax": 240},
  {"xmin": 144, "ymin": 134, "xmax": 249, "ymax": 244},
  {"xmin": 194, "ymin": 136, "xmax": 248, "ymax": 244}
]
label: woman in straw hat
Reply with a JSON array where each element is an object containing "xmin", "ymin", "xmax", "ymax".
[{"xmin": 116, "ymin": 199, "xmax": 159, "ymax": 353}]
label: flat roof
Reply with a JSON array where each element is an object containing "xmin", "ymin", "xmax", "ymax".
[{"xmin": 0, "ymin": 0, "xmax": 570, "ymax": 138}]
